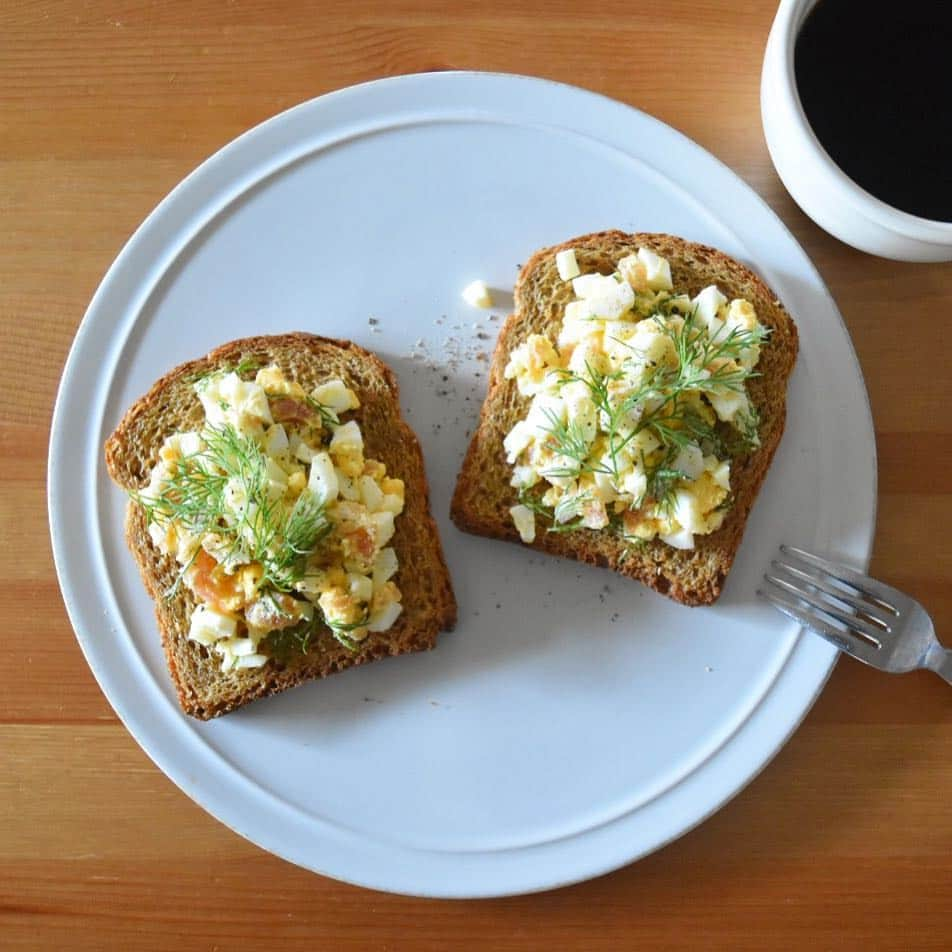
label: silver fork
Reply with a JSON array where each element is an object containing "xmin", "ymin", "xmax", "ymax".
[{"xmin": 758, "ymin": 544, "xmax": 952, "ymax": 686}]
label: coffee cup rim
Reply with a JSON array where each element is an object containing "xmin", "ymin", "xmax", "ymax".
[{"xmin": 777, "ymin": 0, "xmax": 952, "ymax": 242}]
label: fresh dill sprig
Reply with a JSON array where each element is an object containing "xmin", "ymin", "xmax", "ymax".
[
  {"xmin": 638, "ymin": 448, "xmax": 686, "ymax": 515},
  {"xmin": 131, "ymin": 423, "xmax": 331, "ymax": 594},
  {"xmin": 259, "ymin": 603, "xmax": 370, "ymax": 658},
  {"xmin": 550, "ymin": 491, "xmax": 591, "ymax": 531},
  {"xmin": 547, "ymin": 310, "xmax": 767, "ymax": 478},
  {"xmin": 553, "ymin": 363, "xmax": 649, "ymax": 481},
  {"xmin": 538, "ymin": 407, "xmax": 608, "ymax": 480},
  {"xmin": 234, "ymin": 356, "xmax": 265, "ymax": 377},
  {"xmin": 721, "ymin": 405, "xmax": 762, "ymax": 457},
  {"xmin": 131, "ymin": 459, "xmax": 228, "ymax": 539},
  {"xmin": 660, "ymin": 307, "xmax": 769, "ymax": 396},
  {"xmin": 516, "ymin": 488, "xmax": 553, "ymax": 521},
  {"xmin": 520, "ymin": 302, "xmax": 767, "ymax": 531},
  {"xmin": 552, "ymin": 362, "xmax": 664, "ymax": 482},
  {"xmin": 261, "ymin": 614, "xmax": 320, "ymax": 661},
  {"xmin": 613, "ymin": 515, "xmax": 649, "ymax": 563},
  {"xmin": 324, "ymin": 613, "xmax": 371, "ymax": 651},
  {"xmin": 714, "ymin": 491, "xmax": 736, "ymax": 514},
  {"xmin": 263, "ymin": 491, "xmax": 332, "ymax": 590},
  {"xmin": 303, "ymin": 394, "xmax": 341, "ymax": 430},
  {"xmin": 188, "ymin": 356, "xmax": 264, "ymax": 384},
  {"xmin": 645, "ymin": 405, "xmax": 720, "ymax": 456},
  {"xmin": 515, "ymin": 488, "xmax": 588, "ymax": 533},
  {"xmin": 162, "ymin": 546, "xmax": 201, "ymax": 601}
]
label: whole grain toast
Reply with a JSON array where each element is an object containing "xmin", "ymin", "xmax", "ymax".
[
  {"xmin": 105, "ymin": 333, "xmax": 457, "ymax": 719},
  {"xmin": 451, "ymin": 231, "xmax": 798, "ymax": 605}
]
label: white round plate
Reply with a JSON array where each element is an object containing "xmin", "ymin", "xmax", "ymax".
[{"xmin": 49, "ymin": 72, "xmax": 876, "ymax": 898}]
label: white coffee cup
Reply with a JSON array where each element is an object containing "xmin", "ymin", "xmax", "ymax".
[{"xmin": 761, "ymin": 0, "xmax": 952, "ymax": 262}]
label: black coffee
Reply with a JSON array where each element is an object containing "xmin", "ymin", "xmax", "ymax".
[{"xmin": 794, "ymin": 0, "xmax": 952, "ymax": 222}]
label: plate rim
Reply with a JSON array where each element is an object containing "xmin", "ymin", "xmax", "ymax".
[{"xmin": 48, "ymin": 70, "xmax": 877, "ymax": 897}]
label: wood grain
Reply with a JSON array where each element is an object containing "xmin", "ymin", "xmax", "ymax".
[{"xmin": 3, "ymin": 1, "xmax": 950, "ymax": 948}]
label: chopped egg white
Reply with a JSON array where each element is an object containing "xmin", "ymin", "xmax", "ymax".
[
  {"xmin": 372, "ymin": 547, "xmax": 399, "ymax": 588},
  {"xmin": 462, "ymin": 279, "xmax": 493, "ymax": 308},
  {"xmin": 637, "ymin": 247, "xmax": 674, "ymax": 290},
  {"xmin": 673, "ymin": 443, "xmax": 705, "ymax": 481},
  {"xmin": 503, "ymin": 421, "xmax": 534, "ymax": 464},
  {"xmin": 330, "ymin": 419, "xmax": 363, "ymax": 454},
  {"xmin": 264, "ymin": 423, "xmax": 289, "ymax": 456},
  {"xmin": 587, "ymin": 282, "xmax": 635, "ymax": 320},
  {"xmin": 371, "ymin": 510, "xmax": 395, "ymax": 548},
  {"xmin": 312, "ymin": 378, "xmax": 360, "ymax": 414},
  {"xmin": 359, "ymin": 475, "xmax": 384, "ymax": 512},
  {"xmin": 563, "ymin": 299, "xmax": 596, "ymax": 326},
  {"xmin": 348, "ymin": 573, "xmax": 375, "ymax": 604},
  {"xmin": 509, "ymin": 504, "xmax": 536, "ymax": 543},
  {"xmin": 708, "ymin": 387, "xmax": 750, "ymax": 424},
  {"xmin": 367, "ymin": 599, "xmax": 403, "ymax": 633},
  {"xmin": 659, "ymin": 525, "xmax": 695, "ymax": 550},
  {"xmin": 196, "ymin": 371, "xmax": 273, "ymax": 436},
  {"xmin": 188, "ymin": 605, "xmax": 237, "ymax": 647},
  {"xmin": 308, "ymin": 450, "xmax": 339, "ymax": 504},
  {"xmin": 555, "ymin": 248, "xmax": 581, "ymax": 281},
  {"xmin": 693, "ymin": 285, "xmax": 728, "ymax": 331},
  {"xmin": 572, "ymin": 273, "xmax": 618, "ymax": 300},
  {"xmin": 617, "ymin": 254, "xmax": 649, "ymax": 291}
]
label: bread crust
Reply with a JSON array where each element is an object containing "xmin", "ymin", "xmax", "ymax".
[
  {"xmin": 105, "ymin": 333, "xmax": 457, "ymax": 718},
  {"xmin": 450, "ymin": 231, "xmax": 798, "ymax": 606}
]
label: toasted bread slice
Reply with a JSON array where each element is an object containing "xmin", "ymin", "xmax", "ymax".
[
  {"xmin": 105, "ymin": 333, "xmax": 457, "ymax": 718},
  {"xmin": 451, "ymin": 231, "xmax": 798, "ymax": 605}
]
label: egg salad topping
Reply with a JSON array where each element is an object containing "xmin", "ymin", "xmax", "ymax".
[
  {"xmin": 503, "ymin": 248, "xmax": 770, "ymax": 551},
  {"xmin": 133, "ymin": 364, "xmax": 405, "ymax": 672}
]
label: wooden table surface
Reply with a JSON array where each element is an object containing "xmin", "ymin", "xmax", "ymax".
[{"xmin": 3, "ymin": 2, "xmax": 950, "ymax": 948}]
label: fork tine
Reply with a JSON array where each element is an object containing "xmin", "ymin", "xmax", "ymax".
[
  {"xmin": 770, "ymin": 559, "xmax": 883, "ymax": 619},
  {"xmin": 770, "ymin": 560, "xmax": 893, "ymax": 632},
  {"xmin": 757, "ymin": 586, "xmax": 877, "ymax": 658},
  {"xmin": 763, "ymin": 573, "xmax": 884, "ymax": 644},
  {"xmin": 779, "ymin": 545, "xmax": 900, "ymax": 614}
]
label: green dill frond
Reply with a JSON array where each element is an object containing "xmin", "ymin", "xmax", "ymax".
[
  {"xmin": 661, "ymin": 308, "xmax": 770, "ymax": 398},
  {"xmin": 260, "ymin": 612, "xmax": 319, "ymax": 660},
  {"xmin": 645, "ymin": 406, "xmax": 718, "ymax": 452},
  {"xmin": 264, "ymin": 620, "xmax": 311, "ymax": 656},
  {"xmin": 638, "ymin": 447, "xmax": 687, "ymax": 514},
  {"xmin": 130, "ymin": 423, "xmax": 332, "ymax": 595},
  {"xmin": 721, "ymin": 405, "xmax": 762, "ymax": 457},
  {"xmin": 304, "ymin": 395, "xmax": 340, "ymax": 430},
  {"xmin": 556, "ymin": 362, "xmax": 657, "ymax": 480},
  {"xmin": 260, "ymin": 602, "xmax": 370, "ymax": 658},
  {"xmin": 508, "ymin": 296, "xmax": 767, "ymax": 536},
  {"xmin": 325, "ymin": 614, "xmax": 370, "ymax": 634},
  {"xmin": 516, "ymin": 488, "xmax": 552, "ymax": 520},
  {"xmin": 714, "ymin": 491, "xmax": 736, "ymax": 514},
  {"xmin": 265, "ymin": 491, "xmax": 332, "ymax": 590},
  {"xmin": 538, "ymin": 407, "xmax": 605, "ymax": 479},
  {"xmin": 552, "ymin": 491, "xmax": 589, "ymax": 526},
  {"xmin": 616, "ymin": 535, "xmax": 648, "ymax": 563},
  {"xmin": 286, "ymin": 492, "xmax": 332, "ymax": 555},
  {"xmin": 233, "ymin": 356, "xmax": 264, "ymax": 378},
  {"xmin": 187, "ymin": 356, "xmax": 264, "ymax": 384},
  {"xmin": 518, "ymin": 489, "xmax": 588, "ymax": 532},
  {"xmin": 162, "ymin": 547, "xmax": 201, "ymax": 600},
  {"xmin": 130, "ymin": 458, "xmax": 229, "ymax": 538},
  {"xmin": 324, "ymin": 613, "xmax": 371, "ymax": 651},
  {"xmin": 557, "ymin": 362, "xmax": 621, "ymax": 406}
]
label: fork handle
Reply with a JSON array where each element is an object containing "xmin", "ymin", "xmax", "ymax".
[{"xmin": 925, "ymin": 644, "xmax": 952, "ymax": 686}]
